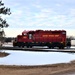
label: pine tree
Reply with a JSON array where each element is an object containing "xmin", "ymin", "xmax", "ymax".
[
  {"xmin": 0, "ymin": 0, "xmax": 11, "ymax": 28},
  {"xmin": 0, "ymin": 0, "xmax": 11, "ymax": 46}
]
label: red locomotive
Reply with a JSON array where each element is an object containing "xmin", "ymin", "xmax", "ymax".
[{"xmin": 13, "ymin": 30, "xmax": 70, "ymax": 49}]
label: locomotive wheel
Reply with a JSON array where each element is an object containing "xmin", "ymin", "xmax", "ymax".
[
  {"xmin": 47, "ymin": 43, "xmax": 52, "ymax": 49},
  {"xmin": 59, "ymin": 47, "xmax": 61, "ymax": 49},
  {"xmin": 30, "ymin": 46, "xmax": 32, "ymax": 48},
  {"xmin": 49, "ymin": 46, "xmax": 51, "ymax": 49},
  {"xmin": 59, "ymin": 46, "xmax": 64, "ymax": 49},
  {"xmin": 27, "ymin": 46, "xmax": 29, "ymax": 48},
  {"xmin": 61, "ymin": 46, "xmax": 64, "ymax": 49},
  {"xmin": 22, "ymin": 45, "xmax": 24, "ymax": 48}
]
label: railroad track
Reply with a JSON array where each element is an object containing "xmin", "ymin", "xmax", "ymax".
[{"xmin": 0, "ymin": 46, "xmax": 75, "ymax": 53}]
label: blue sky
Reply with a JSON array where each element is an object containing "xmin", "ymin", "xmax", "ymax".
[{"xmin": 1, "ymin": 0, "xmax": 75, "ymax": 37}]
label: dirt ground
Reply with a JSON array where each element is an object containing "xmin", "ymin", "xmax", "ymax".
[
  {"xmin": 0, "ymin": 52, "xmax": 9, "ymax": 57},
  {"xmin": 0, "ymin": 62, "xmax": 75, "ymax": 75}
]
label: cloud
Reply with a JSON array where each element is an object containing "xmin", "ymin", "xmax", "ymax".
[
  {"xmin": 69, "ymin": 8, "xmax": 75, "ymax": 16},
  {"xmin": 56, "ymin": 4, "xmax": 61, "ymax": 7},
  {"xmin": 2, "ymin": 0, "xmax": 75, "ymax": 29},
  {"xmin": 32, "ymin": 3, "xmax": 42, "ymax": 9}
]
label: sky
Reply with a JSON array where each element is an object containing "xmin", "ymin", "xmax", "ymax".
[{"xmin": 1, "ymin": 0, "xmax": 75, "ymax": 37}]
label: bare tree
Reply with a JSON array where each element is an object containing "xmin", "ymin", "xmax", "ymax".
[{"xmin": 67, "ymin": 35, "xmax": 75, "ymax": 40}]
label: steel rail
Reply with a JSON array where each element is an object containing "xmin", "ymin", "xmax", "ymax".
[{"xmin": 0, "ymin": 46, "xmax": 75, "ymax": 53}]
